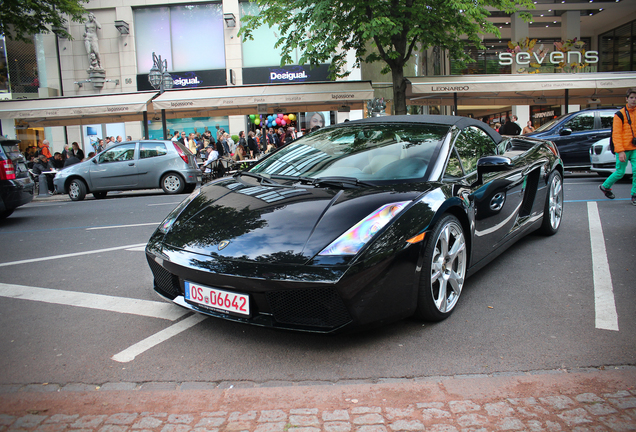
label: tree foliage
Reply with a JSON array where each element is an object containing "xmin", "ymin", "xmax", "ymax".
[
  {"xmin": 240, "ymin": 0, "xmax": 534, "ymax": 115},
  {"xmin": 0, "ymin": 0, "xmax": 88, "ymax": 43}
]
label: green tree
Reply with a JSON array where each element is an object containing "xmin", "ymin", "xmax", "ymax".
[
  {"xmin": 240, "ymin": 0, "xmax": 534, "ymax": 115},
  {"xmin": 0, "ymin": 0, "xmax": 88, "ymax": 43}
]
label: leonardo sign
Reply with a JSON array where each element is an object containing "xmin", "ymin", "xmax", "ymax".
[{"xmin": 431, "ymin": 86, "xmax": 470, "ymax": 92}]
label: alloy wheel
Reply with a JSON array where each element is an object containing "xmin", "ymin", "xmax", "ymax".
[
  {"xmin": 548, "ymin": 174, "xmax": 563, "ymax": 230},
  {"xmin": 430, "ymin": 221, "xmax": 467, "ymax": 314}
]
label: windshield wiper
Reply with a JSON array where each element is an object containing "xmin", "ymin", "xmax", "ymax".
[
  {"xmin": 268, "ymin": 174, "xmax": 374, "ymax": 189},
  {"xmin": 311, "ymin": 176, "xmax": 374, "ymax": 189},
  {"xmin": 269, "ymin": 174, "xmax": 315, "ymax": 184},
  {"xmin": 234, "ymin": 171, "xmax": 281, "ymax": 186}
]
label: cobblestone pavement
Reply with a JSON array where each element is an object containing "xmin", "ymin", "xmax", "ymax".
[{"xmin": 1, "ymin": 368, "xmax": 635, "ymax": 432}]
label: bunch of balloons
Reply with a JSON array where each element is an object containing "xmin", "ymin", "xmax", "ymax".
[
  {"xmin": 248, "ymin": 114, "xmax": 261, "ymax": 126},
  {"xmin": 248, "ymin": 113, "xmax": 297, "ymax": 128},
  {"xmin": 262, "ymin": 113, "xmax": 296, "ymax": 128}
]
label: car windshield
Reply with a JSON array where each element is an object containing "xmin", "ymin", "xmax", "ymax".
[
  {"xmin": 534, "ymin": 115, "xmax": 567, "ymax": 132},
  {"xmin": 250, "ymin": 123, "xmax": 448, "ymax": 182}
]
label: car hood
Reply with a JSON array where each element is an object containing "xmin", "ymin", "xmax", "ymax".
[
  {"xmin": 161, "ymin": 177, "xmax": 427, "ymax": 264},
  {"xmin": 56, "ymin": 159, "xmax": 92, "ymax": 176},
  {"xmin": 525, "ymin": 129, "xmax": 553, "ymax": 139}
]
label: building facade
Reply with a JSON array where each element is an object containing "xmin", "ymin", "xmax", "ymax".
[{"xmin": 0, "ymin": 0, "xmax": 635, "ymax": 154}]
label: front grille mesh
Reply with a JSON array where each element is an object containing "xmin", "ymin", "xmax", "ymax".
[
  {"xmin": 147, "ymin": 258, "xmax": 180, "ymax": 299},
  {"xmin": 266, "ymin": 288, "xmax": 352, "ymax": 329}
]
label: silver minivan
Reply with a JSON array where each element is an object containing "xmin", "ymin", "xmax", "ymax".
[{"xmin": 54, "ymin": 140, "xmax": 201, "ymax": 201}]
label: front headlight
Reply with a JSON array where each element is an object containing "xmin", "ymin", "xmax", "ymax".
[
  {"xmin": 158, "ymin": 187, "xmax": 201, "ymax": 234},
  {"xmin": 318, "ymin": 201, "xmax": 410, "ymax": 256}
]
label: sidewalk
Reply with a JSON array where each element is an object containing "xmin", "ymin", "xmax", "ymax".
[{"xmin": 1, "ymin": 367, "xmax": 635, "ymax": 431}]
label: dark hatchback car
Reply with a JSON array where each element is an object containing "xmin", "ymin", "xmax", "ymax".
[
  {"xmin": 0, "ymin": 137, "xmax": 34, "ymax": 219},
  {"xmin": 527, "ymin": 107, "xmax": 618, "ymax": 168}
]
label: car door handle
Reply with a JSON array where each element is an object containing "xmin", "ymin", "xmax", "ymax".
[{"xmin": 128, "ymin": 162, "xmax": 135, "ymax": 166}]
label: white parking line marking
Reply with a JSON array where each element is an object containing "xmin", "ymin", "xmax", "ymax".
[
  {"xmin": 125, "ymin": 246, "xmax": 147, "ymax": 252},
  {"xmin": 86, "ymin": 223, "xmax": 160, "ymax": 230},
  {"xmin": 0, "ymin": 283, "xmax": 188, "ymax": 321},
  {"xmin": 112, "ymin": 314, "xmax": 207, "ymax": 362},
  {"xmin": 0, "ymin": 243, "xmax": 147, "ymax": 267},
  {"xmin": 587, "ymin": 202, "xmax": 619, "ymax": 331}
]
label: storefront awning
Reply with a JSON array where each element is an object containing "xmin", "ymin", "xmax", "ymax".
[
  {"xmin": 0, "ymin": 91, "xmax": 158, "ymax": 127},
  {"xmin": 152, "ymin": 81, "xmax": 375, "ymax": 118},
  {"xmin": 406, "ymin": 72, "xmax": 636, "ymax": 106}
]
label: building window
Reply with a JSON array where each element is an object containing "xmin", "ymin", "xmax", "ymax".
[
  {"xmin": 134, "ymin": 3, "xmax": 226, "ymax": 73},
  {"xmin": 451, "ymin": 40, "xmax": 511, "ymax": 75},
  {"xmin": 4, "ymin": 36, "xmax": 38, "ymax": 94},
  {"xmin": 240, "ymin": 1, "xmax": 303, "ymax": 68},
  {"xmin": 599, "ymin": 19, "xmax": 635, "ymax": 72}
]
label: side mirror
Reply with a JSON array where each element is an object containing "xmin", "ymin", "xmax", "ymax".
[
  {"xmin": 92, "ymin": 158, "xmax": 98, "ymax": 164},
  {"xmin": 559, "ymin": 128, "xmax": 572, "ymax": 136},
  {"xmin": 474, "ymin": 156, "xmax": 513, "ymax": 186}
]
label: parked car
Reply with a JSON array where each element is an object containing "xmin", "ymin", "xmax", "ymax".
[
  {"xmin": 54, "ymin": 140, "xmax": 201, "ymax": 201},
  {"xmin": 0, "ymin": 137, "xmax": 34, "ymax": 219},
  {"xmin": 146, "ymin": 115, "xmax": 564, "ymax": 333},
  {"xmin": 526, "ymin": 107, "xmax": 619, "ymax": 169},
  {"xmin": 590, "ymin": 137, "xmax": 633, "ymax": 177}
]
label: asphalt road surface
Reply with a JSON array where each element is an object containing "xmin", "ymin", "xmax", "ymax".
[{"xmin": 0, "ymin": 174, "xmax": 634, "ymax": 387}]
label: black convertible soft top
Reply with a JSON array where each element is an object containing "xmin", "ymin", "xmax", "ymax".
[{"xmin": 346, "ymin": 115, "xmax": 503, "ymax": 144}]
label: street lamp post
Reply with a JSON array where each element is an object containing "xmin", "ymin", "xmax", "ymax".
[{"xmin": 148, "ymin": 52, "xmax": 174, "ymax": 139}]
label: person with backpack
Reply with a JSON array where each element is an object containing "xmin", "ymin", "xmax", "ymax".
[{"xmin": 599, "ymin": 88, "xmax": 636, "ymax": 205}]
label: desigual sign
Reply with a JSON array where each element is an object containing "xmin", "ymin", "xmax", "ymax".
[
  {"xmin": 136, "ymin": 69, "xmax": 225, "ymax": 91},
  {"xmin": 243, "ymin": 64, "xmax": 331, "ymax": 85},
  {"xmin": 270, "ymin": 71, "xmax": 308, "ymax": 81},
  {"xmin": 499, "ymin": 50, "xmax": 599, "ymax": 66}
]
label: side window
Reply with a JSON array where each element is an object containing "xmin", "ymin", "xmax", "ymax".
[
  {"xmin": 444, "ymin": 149, "xmax": 463, "ymax": 178},
  {"xmin": 563, "ymin": 112, "xmax": 594, "ymax": 132},
  {"xmin": 599, "ymin": 111, "xmax": 616, "ymax": 130},
  {"xmin": 140, "ymin": 143, "xmax": 168, "ymax": 159},
  {"xmin": 98, "ymin": 143, "xmax": 136, "ymax": 163},
  {"xmin": 453, "ymin": 126, "xmax": 497, "ymax": 173}
]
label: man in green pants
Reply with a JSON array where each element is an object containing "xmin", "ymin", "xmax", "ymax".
[{"xmin": 599, "ymin": 88, "xmax": 636, "ymax": 205}]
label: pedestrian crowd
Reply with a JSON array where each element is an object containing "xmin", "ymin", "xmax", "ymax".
[
  {"xmin": 19, "ymin": 114, "xmax": 324, "ymax": 191},
  {"xmin": 169, "ymin": 123, "xmax": 309, "ymax": 180},
  {"xmin": 169, "ymin": 124, "xmax": 302, "ymax": 163},
  {"xmin": 493, "ymin": 115, "xmax": 523, "ymax": 135}
]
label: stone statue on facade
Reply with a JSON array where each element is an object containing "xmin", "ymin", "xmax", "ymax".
[{"xmin": 83, "ymin": 13, "xmax": 103, "ymax": 71}]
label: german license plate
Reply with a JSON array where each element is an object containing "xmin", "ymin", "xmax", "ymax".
[
  {"xmin": 196, "ymin": 175, "xmax": 202, "ymax": 182},
  {"xmin": 184, "ymin": 281, "xmax": 249, "ymax": 316}
]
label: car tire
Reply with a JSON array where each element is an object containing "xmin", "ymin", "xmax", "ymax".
[
  {"xmin": 538, "ymin": 170, "xmax": 564, "ymax": 236},
  {"xmin": 161, "ymin": 173, "xmax": 185, "ymax": 194},
  {"xmin": 93, "ymin": 191, "xmax": 107, "ymax": 199},
  {"xmin": 415, "ymin": 214, "xmax": 467, "ymax": 322},
  {"xmin": 0, "ymin": 209, "xmax": 14, "ymax": 219},
  {"xmin": 68, "ymin": 179, "xmax": 87, "ymax": 201}
]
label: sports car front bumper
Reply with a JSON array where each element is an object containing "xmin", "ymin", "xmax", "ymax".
[{"xmin": 145, "ymin": 239, "xmax": 421, "ymax": 333}]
